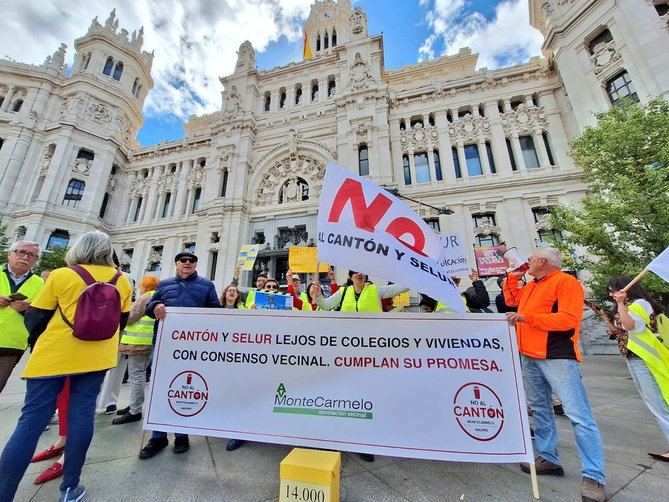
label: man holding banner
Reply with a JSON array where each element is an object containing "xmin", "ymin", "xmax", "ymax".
[{"xmin": 504, "ymin": 247, "xmax": 607, "ymax": 502}]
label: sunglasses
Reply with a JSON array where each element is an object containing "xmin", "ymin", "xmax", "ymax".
[
  {"xmin": 265, "ymin": 284, "xmax": 279, "ymax": 290},
  {"xmin": 179, "ymin": 258, "xmax": 197, "ymax": 264}
]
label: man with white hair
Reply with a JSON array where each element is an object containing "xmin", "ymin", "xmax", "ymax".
[
  {"xmin": 0, "ymin": 241, "xmax": 44, "ymax": 393},
  {"xmin": 503, "ymin": 247, "xmax": 607, "ymax": 502}
]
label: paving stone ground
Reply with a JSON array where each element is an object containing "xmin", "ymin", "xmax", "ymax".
[{"xmin": 1, "ymin": 355, "xmax": 667, "ymax": 501}]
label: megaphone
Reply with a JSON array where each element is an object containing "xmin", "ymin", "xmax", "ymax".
[{"xmin": 502, "ymin": 247, "xmax": 529, "ymax": 274}]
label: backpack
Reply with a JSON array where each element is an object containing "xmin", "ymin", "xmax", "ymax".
[{"xmin": 58, "ymin": 265, "xmax": 122, "ymax": 341}]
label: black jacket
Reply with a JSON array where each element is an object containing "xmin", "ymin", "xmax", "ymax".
[{"xmin": 463, "ymin": 280, "xmax": 491, "ymax": 313}]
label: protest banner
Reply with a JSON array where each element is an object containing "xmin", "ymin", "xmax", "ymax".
[
  {"xmin": 474, "ymin": 245, "xmax": 508, "ymax": 277},
  {"xmin": 254, "ymin": 291, "xmax": 294, "ymax": 310},
  {"xmin": 237, "ymin": 244, "xmax": 260, "ymax": 271},
  {"xmin": 316, "ymin": 162, "xmax": 466, "ymax": 313},
  {"xmin": 145, "ymin": 309, "xmax": 534, "ymax": 469},
  {"xmin": 288, "ymin": 247, "xmax": 330, "ymax": 273}
]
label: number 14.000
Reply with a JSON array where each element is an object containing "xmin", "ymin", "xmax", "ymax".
[{"xmin": 285, "ymin": 484, "xmax": 326, "ymax": 502}]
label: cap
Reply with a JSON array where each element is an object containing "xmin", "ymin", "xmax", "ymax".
[
  {"xmin": 174, "ymin": 251, "xmax": 198, "ymax": 262},
  {"xmin": 291, "ymin": 274, "xmax": 301, "ymax": 281}
]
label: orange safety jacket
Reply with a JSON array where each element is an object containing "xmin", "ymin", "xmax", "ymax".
[{"xmin": 503, "ymin": 270, "xmax": 584, "ymax": 361}]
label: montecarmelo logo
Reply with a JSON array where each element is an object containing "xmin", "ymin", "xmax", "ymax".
[{"xmin": 272, "ymin": 383, "xmax": 374, "ymax": 420}]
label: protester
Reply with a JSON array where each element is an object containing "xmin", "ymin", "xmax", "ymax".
[
  {"xmin": 327, "ymin": 267, "xmax": 339, "ymax": 295},
  {"xmin": 462, "ymin": 270, "xmax": 491, "ymax": 312},
  {"xmin": 111, "ymin": 275, "xmax": 160, "ymax": 426},
  {"xmin": 604, "ymin": 277, "xmax": 669, "ymax": 462},
  {"xmin": 418, "ymin": 294, "xmax": 456, "ymax": 314},
  {"xmin": 0, "ymin": 241, "xmax": 44, "ymax": 393},
  {"xmin": 290, "ymin": 274, "xmax": 312, "ymax": 311},
  {"xmin": 504, "ymin": 247, "xmax": 606, "ymax": 502},
  {"xmin": 231, "ymin": 265, "xmax": 268, "ymax": 307},
  {"xmin": 306, "ymin": 282, "xmax": 324, "ymax": 311},
  {"xmin": 312, "ymin": 270, "xmax": 408, "ymax": 462},
  {"xmin": 139, "ymin": 251, "xmax": 220, "ymax": 460},
  {"xmin": 220, "ymin": 283, "xmax": 245, "ymax": 309},
  {"xmin": 0, "ymin": 230, "xmax": 132, "ymax": 502}
]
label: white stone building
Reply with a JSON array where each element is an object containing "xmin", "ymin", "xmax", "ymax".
[{"xmin": 0, "ymin": 0, "xmax": 667, "ymax": 292}]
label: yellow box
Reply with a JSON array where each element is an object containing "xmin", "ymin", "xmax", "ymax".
[{"xmin": 279, "ymin": 448, "xmax": 341, "ymax": 502}]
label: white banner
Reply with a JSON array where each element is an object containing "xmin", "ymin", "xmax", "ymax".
[
  {"xmin": 647, "ymin": 246, "xmax": 669, "ymax": 284},
  {"xmin": 144, "ymin": 308, "xmax": 533, "ymax": 464},
  {"xmin": 317, "ymin": 162, "xmax": 466, "ymax": 312}
]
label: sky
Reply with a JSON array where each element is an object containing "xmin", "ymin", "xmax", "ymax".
[{"xmin": 0, "ymin": 0, "xmax": 543, "ymax": 146}]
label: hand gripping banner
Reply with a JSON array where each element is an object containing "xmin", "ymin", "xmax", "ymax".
[{"xmin": 317, "ymin": 162, "xmax": 466, "ymax": 313}]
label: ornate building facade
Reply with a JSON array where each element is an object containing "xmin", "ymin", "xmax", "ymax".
[{"xmin": 1, "ymin": 0, "xmax": 668, "ymax": 290}]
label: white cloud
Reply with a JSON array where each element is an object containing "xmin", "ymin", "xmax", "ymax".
[
  {"xmin": 418, "ymin": 0, "xmax": 543, "ymax": 69},
  {"xmin": 0, "ymin": 0, "xmax": 313, "ymax": 120}
]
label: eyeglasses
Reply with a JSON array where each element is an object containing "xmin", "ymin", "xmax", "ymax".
[
  {"xmin": 12, "ymin": 250, "xmax": 39, "ymax": 259},
  {"xmin": 179, "ymin": 258, "xmax": 197, "ymax": 264}
]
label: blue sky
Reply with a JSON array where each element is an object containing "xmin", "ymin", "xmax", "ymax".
[{"xmin": 2, "ymin": 1, "xmax": 543, "ymax": 147}]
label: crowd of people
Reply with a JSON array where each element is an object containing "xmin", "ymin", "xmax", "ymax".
[{"xmin": 0, "ymin": 233, "xmax": 668, "ymax": 502}]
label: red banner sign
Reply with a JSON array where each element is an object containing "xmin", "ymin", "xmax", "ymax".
[{"xmin": 474, "ymin": 245, "xmax": 508, "ymax": 277}]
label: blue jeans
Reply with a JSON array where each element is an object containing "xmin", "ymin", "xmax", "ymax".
[
  {"xmin": 626, "ymin": 355, "xmax": 669, "ymax": 445},
  {"xmin": 0, "ymin": 371, "xmax": 105, "ymax": 501},
  {"xmin": 522, "ymin": 355, "xmax": 606, "ymax": 484}
]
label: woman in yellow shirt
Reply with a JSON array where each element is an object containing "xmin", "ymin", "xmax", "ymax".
[{"xmin": 0, "ymin": 231, "xmax": 132, "ymax": 502}]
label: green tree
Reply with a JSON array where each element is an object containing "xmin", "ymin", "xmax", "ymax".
[
  {"xmin": 553, "ymin": 99, "xmax": 669, "ymax": 307},
  {"xmin": 0, "ymin": 219, "xmax": 10, "ymax": 259},
  {"xmin": 35, "ymin": 246, "xmax": 68, "ymax": 276}
]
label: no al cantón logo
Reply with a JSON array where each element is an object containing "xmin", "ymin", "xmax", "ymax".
[
  {"xmin": 167, "ymin": 370, "xmax": 209, "ymax": 417},
  {"xmin": 453, "ymin": 382, "xmax": 504, "ymax": 441}
]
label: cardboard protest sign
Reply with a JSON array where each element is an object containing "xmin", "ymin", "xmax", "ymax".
[
  {"xmin": 392, "ymin": 291, "xmax": 411, "ymax": 307},
  {"xmin": 288, "ymin": 247, "xmax": 330, "ymax": 273},
  {"xmin": 474, "ymin": 245, "xmax": 508, "ymax": 277},
  {"xmin": 316, "ymin": 162, "xmax": 465, "ymax": 313},
  {"xmin": 237, "ymin": 244, "xmax": 260, "ymax": 271}
]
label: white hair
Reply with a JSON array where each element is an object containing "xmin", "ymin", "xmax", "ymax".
[
  {"xmin": 65, "ymin": 231, "xmax": 114, "ymax": 266},
  {"xmin": 9, "ymin": 240, "xmax": 41, "ymax": 256},
  {"xmin": 535, "ymin": 247, "xmax": 563, "ymax": 268}
]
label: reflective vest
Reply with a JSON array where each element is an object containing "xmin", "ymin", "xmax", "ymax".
[
  {"xmin": 0, "ymin": 270, "xmax": 44, "ymax": 350},
  {"xmin": 295, "ymin": 291, "xmax": 312, "ymax": 311},
  {"xmin": 120, "ymin": 291, "xmax": 156, "ymax": 346},
  {"xmin": 245, "ymin": 288, "xmax": 257, "ymax": 308},
  {"xmin": 627, "ymin": 302, "xmax": 669, "ymax": 406},
  {"xmin": 340, "ymin": 284, "xmax": 382, "ymax": 312}
]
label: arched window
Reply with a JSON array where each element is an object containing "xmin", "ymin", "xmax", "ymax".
[
  {"xmin": 63, "ymin": 179, "xmax": 85, "ymax": 208},
  {"xmin": 332, "ymin": 28, "xmax": 337, "ymax": 47},
  {"xmin": 103, "ymin": 57, "xmax": 114, "ymax": 76},
  {"xmin": 192, "ymin": 187, "xmax": 202, "ymax": 212},
  {"xmin": 295, "ymin": 85, "xmax": 302, "ymax": 105},
  {"xmin": 358, "ymin": 144, "xmax": 369, "ymax": 176},
  {"xmin": 264, "ymin": 92, "xmax": 271, "ymax": 112},
  {"xmin": 311, "ymin": 82, "xmax": 319, "ymax": 100},
  {"xmin": 11, "ymin": 100, "xmax": 23, "ymax": 112},
  {"xmin": 316, "ymin": 33, "xmax": 321, "ymax": 52},
  {"xmin": 47, "ymin": 230, "xmax": 70, "ymax": 249},
  {"xmin": 279, "ymin": 90, "xmax": 287, "ymax": 109},
  {"xmin": 328, "ymin": 77, "xmax": 336, "ymax": 97},
  {"xmin": 112, "ymin": 61, "xmax": 124, "ymax": 81},
  {"xmin": 323, "ymin": 30, "xmax": 329, "ymax": 49},
  {"xmin": 399, "ymin": 119, "xmax": 406, "ymax": 132},
  {"xmin": 80, "ymin": 52, "xmax": 91, "ymax": 70},
  {"xmin": 402, "ymin": 155, "xmax": 411, "ymax": 185}
]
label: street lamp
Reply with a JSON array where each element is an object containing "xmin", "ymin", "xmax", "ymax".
[{"xmin": 383, "ymin": 187, "xmax": 454, "ymax": 215}]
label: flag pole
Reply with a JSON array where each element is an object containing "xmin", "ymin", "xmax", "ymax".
[
  {"xmin": 529, "ymin": 461, "xmax": 540, "ymax": 499},
  {"xmin": 621, "ymin": 269, "xmax": 650, "ymax": 292}
]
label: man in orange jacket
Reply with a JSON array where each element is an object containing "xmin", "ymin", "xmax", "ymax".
[{"xmin": 504, "ymin": 247, "xmax": 606, "ymax": 502}]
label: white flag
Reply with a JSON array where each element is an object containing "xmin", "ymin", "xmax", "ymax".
[
  {"xmin": 316, "ymin": 162, "xmax": 466, "ymax": 313},
  {"xmin": 647, "ymin": 246, "xmax": 669, "ymax": 284}
]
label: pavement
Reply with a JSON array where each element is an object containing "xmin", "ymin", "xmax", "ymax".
[{"xmin": 1, "ymin": 355, "xmax": 668, "ymax": 502}]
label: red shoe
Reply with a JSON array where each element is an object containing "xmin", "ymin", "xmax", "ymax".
[
  {"xmin": 34, "ymin": 461, "xmax": 63, "ymax": 484},
  {"xmin": 31, "ymin": 444, "xmax": 65, "ymax": 463}
]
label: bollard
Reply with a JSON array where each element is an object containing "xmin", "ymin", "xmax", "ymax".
[{"xmin": 279, "ymin": 448, "xmax": 341, "ymax": 502}]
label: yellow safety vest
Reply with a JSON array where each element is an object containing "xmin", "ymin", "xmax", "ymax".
[
  {"xmin": 294, "ymin": 291, "xmax": 313, "ymax": 311},
  {"xmin": 245, "ymin": 288, "xmax": 257, "ymax": 308},
  {"xmin": 340, "ymin": 284, "xmax": 382, "ymax": 312},
  {"xmin": 0, "ymin": 271, "xmax": 44, "ymax": 350},
  {"xmin": 628, "ymin": 302, "xmax": 669, "ymax": 406},
  {"xmin": 120, "ymin": 291, "xmax": 156, "ymax": 346}
]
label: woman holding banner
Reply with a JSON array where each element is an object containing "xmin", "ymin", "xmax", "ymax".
[{"xmin": 605, "ymin": 277, "xmax": 669, "ymax": 462}]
